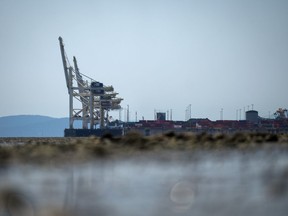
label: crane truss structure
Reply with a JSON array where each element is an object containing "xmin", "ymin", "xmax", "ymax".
[{"xmin": 58, "ymin": 37, "xmax": 123, "ymax": 131}]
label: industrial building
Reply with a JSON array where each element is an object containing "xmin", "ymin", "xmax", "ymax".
[{"xmin": 120, "ymin": 109, "xmax": 288, "ymax": 136}]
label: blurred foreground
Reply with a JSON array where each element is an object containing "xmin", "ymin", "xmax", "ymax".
[{"xmin": 0, "ymin": 132, "xmax": 288, "ymax": 216}]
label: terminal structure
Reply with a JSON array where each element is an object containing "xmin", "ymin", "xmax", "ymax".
[
  {"xmin": 59, "ymin": 37, "xmax": 123, "ymax": 136},
  {"xmin": 58, "ymin": 38, "xmax": 288, "ymax": 137}
]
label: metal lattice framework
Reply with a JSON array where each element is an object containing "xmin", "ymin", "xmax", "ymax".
[{"xmin": 58, "ymin": 37, "xmax": 123, "ymax": 129}]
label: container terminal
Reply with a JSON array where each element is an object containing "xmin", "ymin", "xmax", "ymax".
[
  {"xmin": 118, "ymin": 108, "xmax": 288, "ymax": 136},
  {"xmin": 59, "ymin": 37, "xmax": 288, "ymax": 137}
]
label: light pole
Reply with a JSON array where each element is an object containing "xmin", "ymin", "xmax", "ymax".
[
  {"xmin": 220, "ymin": 108, "xmax": 223, "ymax": 121},
  {"xmin": 127, "ymin": 105, "xmax": 129, "ymax": 122}
]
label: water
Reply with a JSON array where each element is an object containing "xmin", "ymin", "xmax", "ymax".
[{"xmin": 1, "ymin": 147, "xmax": 288, "ymax": 216}]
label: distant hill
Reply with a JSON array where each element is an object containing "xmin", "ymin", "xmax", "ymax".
[{"xmin": 0, "ymin": 115, "xmax": 78, "ymax": 137}]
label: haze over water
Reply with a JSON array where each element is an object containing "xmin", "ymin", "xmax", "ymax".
[{"xmin": 0, "ymin": 0, "xmax": 288, "ymax": 120}]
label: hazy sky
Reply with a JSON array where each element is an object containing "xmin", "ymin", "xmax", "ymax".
[{"xmin": 1, "ymin": 0, "xmax": 288, "ymax": 121}]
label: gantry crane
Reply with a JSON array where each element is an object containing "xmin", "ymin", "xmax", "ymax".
[
  {"xmin": 58, "ymin": 37, "xmax": 123, "ymax": 130},
  {"xmin": 274, "ymin": 108, "xmax": 288, "ymax": 120}
]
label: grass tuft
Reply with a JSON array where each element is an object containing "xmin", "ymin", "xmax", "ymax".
[{"xmin": 0, "ymin": 132, "xmax": 287, "ymax": 165}]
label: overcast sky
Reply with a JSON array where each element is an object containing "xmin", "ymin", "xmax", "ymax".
[{"xmin": 0, "ymin": 0, "xmax": 288, "ymax": 121}]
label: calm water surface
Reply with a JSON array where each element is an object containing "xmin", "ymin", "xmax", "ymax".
[{"xmin": 1, "ymin": 146, "xmax": 288, "ymax": 216}]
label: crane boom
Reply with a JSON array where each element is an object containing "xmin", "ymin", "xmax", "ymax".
[
  {"xmin": 58, "ymin": 37, "xmax": 70, "ymax": 92},
  {"xmin": 73, "ymin": 56, "xmax": 86, "ymax": 93}
]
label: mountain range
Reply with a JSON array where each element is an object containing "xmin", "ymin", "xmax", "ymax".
[{"xmin": 0, "ymin": 115, "xmax": 78, "ymax": 137}]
